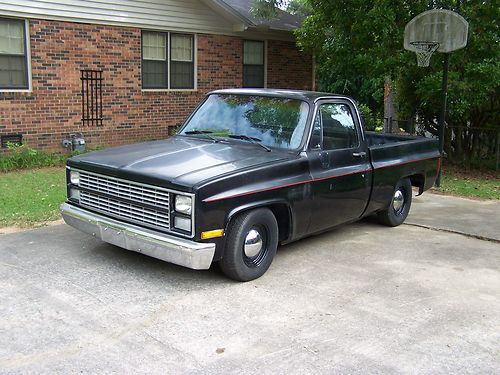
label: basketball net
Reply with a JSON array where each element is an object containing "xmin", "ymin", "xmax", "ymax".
[{"xmin": 410, "ymin": 41, "xmax": 440, "ymax": 67}]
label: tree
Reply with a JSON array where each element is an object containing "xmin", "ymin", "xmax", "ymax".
[{"xmin": 254, "ymin": 0, "xmax": 500, "ymax": 168}]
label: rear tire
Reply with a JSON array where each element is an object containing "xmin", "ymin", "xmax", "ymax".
[
  {"xmin": 220, "ymin": 208, "xmax": 278, "ymax": 281},
  {"xmin": 377, "ymin": 178, "xmax": 412, "ymax": 227}
]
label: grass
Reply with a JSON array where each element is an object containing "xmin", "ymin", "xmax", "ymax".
[
  {"xmin": 0, "ymin": 167, "xmax": 67, "ymax": 228},
  {"xmin": 436, "ymin": 165, "xmax": 500, "ymax": 200}
]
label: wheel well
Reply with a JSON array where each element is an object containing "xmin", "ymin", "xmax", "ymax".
[
  {"xmin": 267, "ymin": 203, "xmax": 292, "ymax": 243},
  {"xmin": 407, "ymin": 173, "xmax": 425, "ymax": 195},
  {"xmin": 227, "ymin": 203, "xmax": 292, "ymax": 243}
]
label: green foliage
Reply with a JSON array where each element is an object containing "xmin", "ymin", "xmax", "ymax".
[
  {"xmin": 357, "ymin": 103, "xmax": 383, "ymax": 131},
  {"xmin": 0, "ymin": 143, "xmax": 108, "ymax": 172},
  {"xmin": 285, "ymin": 0, "xmax": 313, "ymax": 17},
  {"xmin": 0, "ymin": 143, "xmax": 67, "ymax": 172},
  {"xmin": 252, "ymin": 0, "xmax": 283, "ymax": 18}
]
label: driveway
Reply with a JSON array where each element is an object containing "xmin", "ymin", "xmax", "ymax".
[{"xmin": 0, "ymin": 193, "xmax": 499, "ymax": 374}]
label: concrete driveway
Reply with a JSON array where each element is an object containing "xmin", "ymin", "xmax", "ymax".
[{"xmin": 0, "ymin": 193, "xmax": 499, "ymax": 374}]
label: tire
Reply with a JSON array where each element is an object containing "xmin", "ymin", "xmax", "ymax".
[
  {"xmin": 220, "ymin": 208, "xmax": 278, "ymax": 281},
  {"xmin": 377, "ymin": 178, "xmax": 412, "ymax": 227}
]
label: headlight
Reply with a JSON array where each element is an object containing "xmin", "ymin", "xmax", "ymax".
[
  {"xmin": 69, "ymin": 188, "xmax": 80, "ymax": 201},
  {"xmin": 70, "ymin": 170, "xmax": 80, "ymax": 185},
  {"xmin": 175, "ymin": 195, "xmax": 192, "ymax": 215},
  {"xmin": 174, "ymin": 216, "xmax": 191, "ymax": 232}
]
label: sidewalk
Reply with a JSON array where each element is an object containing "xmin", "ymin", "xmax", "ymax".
[{"xmin": 408, "ymin": 192, "xmax": 500, "ymax": 242}]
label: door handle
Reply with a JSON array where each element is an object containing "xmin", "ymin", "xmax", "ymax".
[
  {"xmin": 352, "ymin": 151, "xmax": 367, "ymax": 158},
  {"xmin": 319, "ymin": 151, "xmax": 330, "ymax": 168}
]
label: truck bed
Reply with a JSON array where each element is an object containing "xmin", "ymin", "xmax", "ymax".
[
  {"xmin": 366, "ymin": 131, "xmax": 439, "ymax": 164},
  {"xmin": 364, "ymin": 131, "xmax": 440, "ymax": 214},
  {"xmin": 365, "ymin": 131, "xmax": 426, "ymax": 146}
]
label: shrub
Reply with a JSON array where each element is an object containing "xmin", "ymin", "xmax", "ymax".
[
  {"xmin": 357, "ymin": 103, "xmax": 383, "ymax": 132},
  {"xmin": 0, "ymin": 143, "xmax": 67, "ymax": 172}
]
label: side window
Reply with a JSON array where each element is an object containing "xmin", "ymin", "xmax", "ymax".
[
  {"xmin": 318, "ymin": 103, "xmax": 358, "ymax": 150},
  {"xmin": 310, "ymin": 111, "xmax": 322, "ymax": 149}
]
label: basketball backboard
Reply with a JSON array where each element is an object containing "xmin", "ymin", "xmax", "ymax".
[{"xmin": 404, "ymin": 9, "xmax": 469, "ymax": 54}]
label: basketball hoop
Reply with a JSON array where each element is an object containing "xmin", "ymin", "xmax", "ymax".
[
  {"xmin": 404, "ymin": 9, "xmax": 469, "ymax": 186},
  {"xmin": 410, "ymin": 41, "xmax": 440, "ymax": 67}
]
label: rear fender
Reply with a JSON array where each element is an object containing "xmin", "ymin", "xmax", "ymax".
[{"xmin": 405, "ymin": 173, "xmax": 425, "ymax": 196}]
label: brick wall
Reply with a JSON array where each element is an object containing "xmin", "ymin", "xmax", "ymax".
[
  {"xmin": 267, "ymin": 40, "xmax": 313, "ymax": 90},
  {"xmin": 0, "ymin": 19, "xmax": 312, "ymax": 152}
]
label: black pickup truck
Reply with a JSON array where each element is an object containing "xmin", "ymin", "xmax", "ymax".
[{"xmin": 61, "ymin": 89, "xmax": 440, "ymax": 281}]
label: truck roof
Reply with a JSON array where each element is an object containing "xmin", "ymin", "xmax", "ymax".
[{"xmin": 209, "ymin": 88, "xmax": 351, "ymax": 104}]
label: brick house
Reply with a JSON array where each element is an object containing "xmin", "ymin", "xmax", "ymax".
[{"xmin": 0, "ymin": 0, "xmax": 314, "ymax": 152}]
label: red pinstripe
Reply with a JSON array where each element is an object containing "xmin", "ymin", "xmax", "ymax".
[{"xmin": 203, "ymin": 155, "xmax": 440, "ymax": 203}]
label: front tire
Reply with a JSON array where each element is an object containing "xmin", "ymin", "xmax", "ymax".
[
  {"xmin": 220, "ymin": 208, "xmax": 278, "ymax": 281},
  {"xmin": 377, "ymin": 178, "xmax": 412, "ymax": 227}
]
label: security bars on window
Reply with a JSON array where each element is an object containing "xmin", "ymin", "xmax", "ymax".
[{"xmin": 80, "ymin": 70, "xmax": 103, "ymax": 126}]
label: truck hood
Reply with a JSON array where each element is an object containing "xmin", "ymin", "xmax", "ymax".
[{"xmin": 68, "ymin": 136, "xmax": 295, "ymax": 189}]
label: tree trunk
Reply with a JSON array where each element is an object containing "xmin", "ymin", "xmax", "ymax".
[
  {"xmin": 444, "ymin": 124, "xmax": 452, "ymax": 156},
  {"xmin": 456, "ymin": 125, "xmax": 464, "ymax": 162}
]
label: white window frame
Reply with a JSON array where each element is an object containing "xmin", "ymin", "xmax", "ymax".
[
  {"xmin": 0, "ymin": 18, "xmax": 32, "ymax": 93},
  {"xmin": 141, "ymin": 31, "xmax": 197, "ymax": 92}
]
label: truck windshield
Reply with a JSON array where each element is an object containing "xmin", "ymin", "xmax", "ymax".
[{"xmin": 179, "ymin": 94, "xmax": 310, "ymax": 150}]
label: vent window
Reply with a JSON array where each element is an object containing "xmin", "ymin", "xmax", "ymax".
[{"xmin": 1, "ymin": 133, "xmax": 22, "ymax": 148}]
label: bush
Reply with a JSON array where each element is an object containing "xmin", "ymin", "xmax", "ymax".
[
  {"xmin": 0, "ymin": 143, "xmax": 67, "ymax": 172},
  {"xmin": 357, "ymin": 103, "xmax": 383, "ymax": 132}
]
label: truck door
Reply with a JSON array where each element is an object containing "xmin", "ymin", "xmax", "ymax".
[{"xmin": 307, "ymin": 100, "xmax": 372, "ymax": 233}]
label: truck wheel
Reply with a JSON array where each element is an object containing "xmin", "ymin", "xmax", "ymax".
[
  {"xmin": 220, "ymin": 208, "xmax": 278, "ymax": 281},
  {"xmin": 377, "ymin": 178, "xmax": 412, "ymax": 227}
]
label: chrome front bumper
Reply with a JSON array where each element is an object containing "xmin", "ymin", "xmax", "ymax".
[{"xmin": 60, "ymin": 203, "xmax": 215, "ymax": 270}]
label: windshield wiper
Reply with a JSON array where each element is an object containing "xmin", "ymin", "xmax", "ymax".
[
  {"xmin": 184, "ymin": 130, "xmax": 219, "ymax": 142},
  {"xmin": 228, "ymin": 134, "xmax": 271, "ymax": 152}
]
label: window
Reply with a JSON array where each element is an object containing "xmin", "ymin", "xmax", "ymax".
[
  {"xmin": 0, "ymin": 18, "xmax": 29, "ymax": 90},
  {"xmin": 243, "ymin": 40, "xmax": 265, "ymax": 88},
  {"xmin": 179, "ymin": 94, "xmax": 309, "ymax": 150},
  {"xmin": 141, "ymin": 31, "xmax": 194, "ymax": 89},
  {"xmin": 313, "ymin": 103, "xmax": 359, "ymax": 150},
  {"xmin": 170, "ymin": 34, "xmax": 194, "ymax": 89}
]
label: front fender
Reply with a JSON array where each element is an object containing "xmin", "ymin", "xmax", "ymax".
[{"xmin": 225, "ymin": 198, "xmax": 293, "ymax": 242}]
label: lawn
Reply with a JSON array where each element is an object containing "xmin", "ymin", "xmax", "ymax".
[
  {"xmin": 0, "ymin": 167, "xmax": 66, "ymax": 228},
  {"xmin": 436, "ymin": 166, "xmax": 500, "ymax": 200}
]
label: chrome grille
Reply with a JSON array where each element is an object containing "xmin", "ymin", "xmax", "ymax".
[
  {"xmin": 79, "ymin": 171, "xmax": 169, "ymax": 207},
  {"xmin": 80, "ymin": 191, "xmax": 170, "ymax": 229},
  {"xmin": 78, "ymin": 170, "xmax": 170, "ymax": 230}
]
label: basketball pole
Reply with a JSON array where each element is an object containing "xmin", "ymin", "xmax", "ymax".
[{"xmin": 436, "ymin": 53, "xmax": 450, "ymax": 187}]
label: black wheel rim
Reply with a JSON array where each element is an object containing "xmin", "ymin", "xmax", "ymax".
[{"xmin": 243, "ymin": 224, "xmax": 268, "ymax": 268}]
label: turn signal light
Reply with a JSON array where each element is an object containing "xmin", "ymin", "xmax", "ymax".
[{"xmin": 201, "ymin": 229, "xmax": 224, "ymax": 239}]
